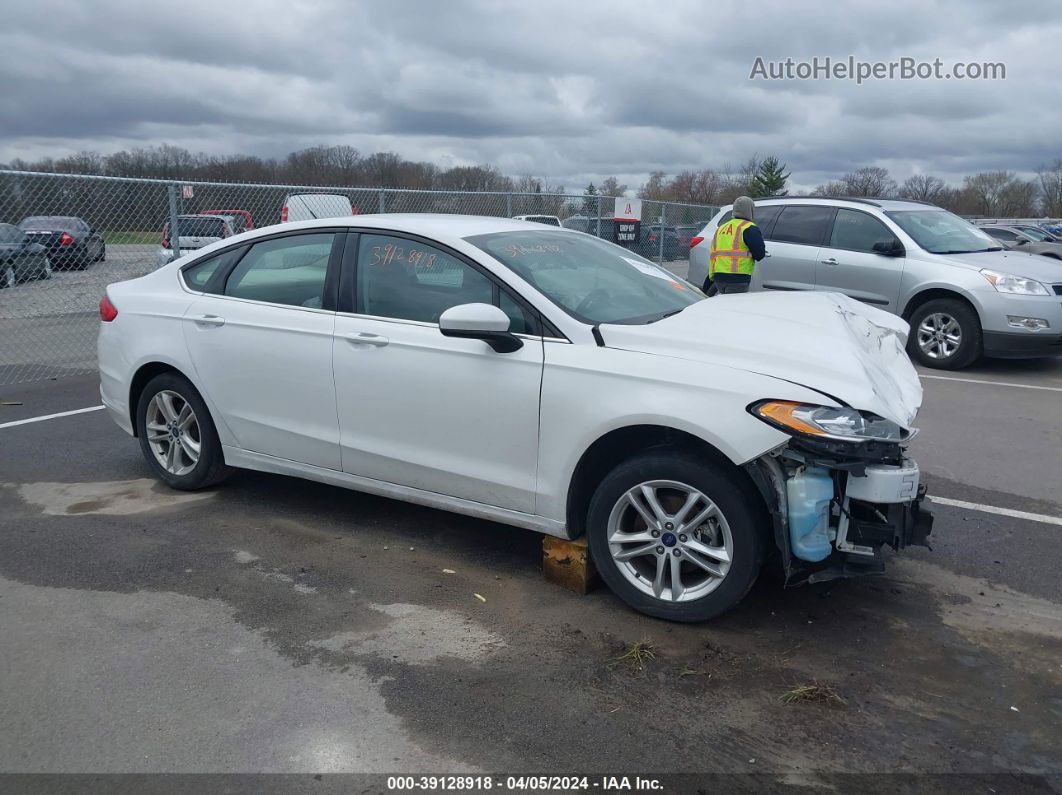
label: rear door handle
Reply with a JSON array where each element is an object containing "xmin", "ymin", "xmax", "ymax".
[
  {"xmin": 193, "ymin": 314, "xmax": 225, "ymax": 327},
  {"xmin": 821, "ymin": 257, "xmax": 838, "ymax": 266},
  {"xmin": 345, "ymin": 332, "xmax": 389, "ymax": 348}
]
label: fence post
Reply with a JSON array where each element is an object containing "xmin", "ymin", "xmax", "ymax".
[
  {"xmin": 506, "ymin": 193, "xmax": 513, "ymax": 218},
  {"xmin": 378, "ymin": 190, "xmax": 386, "ymax": 214},
  {"xmin": 659, "ymin": 203, "xmax": 666, "ymax": 262},
  {"xmin": 596, "ymin": 196, "xmax": 602, "ymax": 238},
  {"xmin": 167, "ymin": 184, "xmax": 181, "ymax": 267}
]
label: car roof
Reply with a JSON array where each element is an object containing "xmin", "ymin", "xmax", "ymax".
[
  {"xmin": 259, "ymin": 213, "xmax": 561, "ymax": 238},
  {"xmin": 750, "ymin": 197, "xmax": 942, "ymax": 212}
]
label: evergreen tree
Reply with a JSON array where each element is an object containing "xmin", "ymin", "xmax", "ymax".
[
  {"xmin": 750, "ymin": 156, "xmax": 790, "ymax": 197},
  {"xmin": 581, "ymin": 182, "xmax": 599, "ymax": 215}
]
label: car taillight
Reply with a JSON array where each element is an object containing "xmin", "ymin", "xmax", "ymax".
[
  {"xmin": 351, "ymin": 206, "xmax": 359, "ymax": 215},
  {"xmin": 99, "ymin": 295, "xmax": 118, "ymax": 322},
  {"xmin": 281, "ymin": 206, "xmax": 289, "ymax": 222},
  {"xmin": 59, "ymin": 232, "xmax": 74, "ymax": 245},
  {"xmin": 649, "ymin": 234, "xmax": 657, "ymax": 242},
  {"xmin": 690, "ymin": 236, "xmax": 704, "ymax": 249}
]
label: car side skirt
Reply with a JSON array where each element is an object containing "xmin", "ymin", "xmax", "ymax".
[{"xmin": 223, "ymin": 446, "xmax": 570, "ymax": 539}]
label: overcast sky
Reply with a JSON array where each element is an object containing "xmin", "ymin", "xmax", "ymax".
[{"xmin": 3, "ymin": 0, "xmax": 1060, "ymax": 192}]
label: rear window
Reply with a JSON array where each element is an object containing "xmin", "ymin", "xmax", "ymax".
[
  {"xmin": 176, "ymin": 218, "xmax": 227, "ymax": 238},
  {"xmin": 20, "ymin": 216, "xmax": 80, "ymax": 231},
  {"xmin": 524, "ymin": 216, "xmax": 560, "ymax": 226},
  {"xmin": 770, "ymin": 205, "xmax": 835, "ymax": 245}
]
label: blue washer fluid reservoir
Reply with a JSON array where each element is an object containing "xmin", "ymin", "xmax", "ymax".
[{"xmin": 786, "ymin": 466, "xmax": 834, "ymax": 562}]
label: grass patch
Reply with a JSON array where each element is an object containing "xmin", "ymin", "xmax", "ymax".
[
  {"xmin": 781, "ymin": 682, "xmax": 847, "ymax": 706},
  {"xmin": 103, "ymin": 230, "xmax": 157, "ymax": 245},
  {"xmin": 610, "ymin": 639, "xmax": 658, "ymax": 672}
]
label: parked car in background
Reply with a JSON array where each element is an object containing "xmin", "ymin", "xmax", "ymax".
[
  {"xmin": 1038, "ymin": 221, "xmax": 1062, "ymax": 237},
  {"xmin": 203, "ymin": 209, "xmax": 253, "ymax": 234},
  {"xmin": 512, "ymin": 214, "xmax": 562, "ymax": 226},
  {"xmin": 1011, "ymin": 224, "xmax": 1059, "ymax": 243},
  {"xmin": 691, "ymin": 197, "xmax": 1062, "ymax": 369},
  {"xmin": 156, "ymin": 215, "xmax": 234, "ymax": 267},
  {"xmin": 99, "ymin": 214, "xmax": 931, "ymax": 622},
  {"xmin": 0, "ymin": 222, "xmax": 51, "ymax": 288},
  {"xmin": 979, "ymin": 225, "xmax": 1062, "ymax": 259},
  {"xmin": 674, "ymin": 224, "xmax": 701, "ymax": 250},
  {"xmin": 641, "ymin": 224, "xmax": 682, "ymax": 260},
  {"xmin": 18, "ymin": 216, "xmax": 104, "ymax": 270},
  {"xmin": 281, "ymin": 194, "xmax": 354, "ymax": 223}
]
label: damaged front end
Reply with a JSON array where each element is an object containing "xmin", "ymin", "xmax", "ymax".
[{"xmin": 745, "ymin": 430, "xmax": 933, "ymax": 586}]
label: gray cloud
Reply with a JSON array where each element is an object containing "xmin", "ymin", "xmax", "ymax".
[{"xmin": 2, "ymin": 0, "xmax": 1060, "ymax": 190}]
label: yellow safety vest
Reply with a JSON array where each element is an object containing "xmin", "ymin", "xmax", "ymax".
[{"xmin": 709, "ymin": 218, "xmax": 757, "ymax": 277}]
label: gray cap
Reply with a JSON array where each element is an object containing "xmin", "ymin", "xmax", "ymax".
[{"xmin": 733, "ymin": 196, "xmax": 754, "ymax": 221}]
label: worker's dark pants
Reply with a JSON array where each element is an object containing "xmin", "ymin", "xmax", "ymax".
[{"xmin": 710, "ymin": 274, "xmax": 752, "ymax": 295}]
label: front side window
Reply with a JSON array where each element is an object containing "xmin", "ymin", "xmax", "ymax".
[
  {"xmin": 224, "ymin": 233, "xmax": 334, "ymax": 307},
  {"xmin": 356, "ymin": 234, "xmax": 493, "ymax": 323},
  {"xmin": 771, "ymin": 205, "xmax": 835, "ymax": 246},
  {"xmin": 886, "ymin": 210, "xmax": 1000, "ymax": 254},
  {"xmin": 466, "ymin": 229, "xmax": 702, "ymax": 325},
  {"xmin": 829, "ymin": 209, "xmax": 897, "ymax": 253}
]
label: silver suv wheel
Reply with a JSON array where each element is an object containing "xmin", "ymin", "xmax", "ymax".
[{"xmin": 917, "ymin": 312, "xmax": 962, "ymax": 360}]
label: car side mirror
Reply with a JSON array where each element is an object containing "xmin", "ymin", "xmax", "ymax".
[
  {"xmin": 439, "ymin": 303, "xmax": 523, "ymax": 353},
  {"xmin": 872, "ymin": 239, "xmax": 904, "ymax": 256},
  {"xmin": 1016, "ymin": 238, "xmax": 1028, "ymax": 245}
]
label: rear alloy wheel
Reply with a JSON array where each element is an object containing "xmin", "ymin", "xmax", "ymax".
[
  {"xmin": 587, "ymin": 450, "xmax": 766, "ymax": 622},
  {"xmin": 136, "ymin": 373, "xmax": 231, "ymax": 490},
  {"xmin": 2, "ymin": 263, "xmax": 15, "ymax": 289},
  {"xmin": 908, "ymin": 298, "xmax": 981, "ymax": 370}
]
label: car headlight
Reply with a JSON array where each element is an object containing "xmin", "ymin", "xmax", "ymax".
[
  {"xmin": 749, "ymin": 400, "xmax": 910, "ymax": 443},
  {"xmin": 980, "ymin": 269, "xmax": 1050, "ymax": 296}
]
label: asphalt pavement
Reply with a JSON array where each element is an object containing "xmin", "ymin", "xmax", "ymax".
[{"xmin": 0, "ymin": 259, "xmax": 1060, "ymax": 783}]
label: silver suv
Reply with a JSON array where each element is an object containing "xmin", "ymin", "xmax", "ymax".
[{"xmin": 689, "ymin": 197, "xmax": 1062, "ymax": 369}]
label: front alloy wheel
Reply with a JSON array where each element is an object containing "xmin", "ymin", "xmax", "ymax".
[
  {"xmin": 587, "ymin": 450, "xmax": 767, "ymax": 622},
  {"xmin": 916, "ymin": 312, "xmax": 961, "ymax": 361},
  {"xmin": 607, "ymin": 480, "xmax": 733, "ymax": 603}
]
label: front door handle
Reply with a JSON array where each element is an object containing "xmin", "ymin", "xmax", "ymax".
[
  {"xmin": 821, "ymin": 257, "xmax": 839, "ymax": 266},
  {"xmin": 193, "ymin": 314, "xmax": 225, "ymax": 327},
  {"xmin": 345, "ymin": 332, "xmax": 389, "ymax": 348}
]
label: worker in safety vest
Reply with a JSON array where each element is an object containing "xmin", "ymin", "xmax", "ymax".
[{"xmin": 708, "ymin": 196, "xmax": 766, "ymax": 295}]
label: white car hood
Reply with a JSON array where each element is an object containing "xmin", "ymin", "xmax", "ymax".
[{"xmin": 600, "ymin": 292, "xmax": 923, "ymax": 428}]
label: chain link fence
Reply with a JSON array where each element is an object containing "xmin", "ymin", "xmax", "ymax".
[{"xmin": 0, "ymin": 170, "xmax": 719, "ymax": 386}]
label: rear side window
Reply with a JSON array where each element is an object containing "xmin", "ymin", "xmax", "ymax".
[
  {"xmin": 182, "ymin": 247, "xmax": 245, "ymax": 292},
  {"xmin": 828, "ymin": 209, "xmax": 896, "ymax": 253},
  {"xmin": 771, "ymin": 205, "xmax": 835, "ymax": 246},
  {"xmin": 224, "ymin": 233, "xmax": 334, "ymax": 307}
]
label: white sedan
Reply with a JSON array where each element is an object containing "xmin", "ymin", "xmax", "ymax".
[{"xmin": 98, "ymin": 215, "xmax": 932, "ymax": 621}]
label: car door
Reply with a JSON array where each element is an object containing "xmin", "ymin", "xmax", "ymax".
[
  {"xmin": 814, "ymin": 208, "xmax": 906, "ymax": 311},
  {"xmin": 749, "ymin": 204, "xmax": 831, "ymax": 292},
  {"xmin": 182, "ymin": 230, "xmax": 343, "ymax": 469},
  {"xmin": 332, "ymin": 231, "xmax": 544, "ymax": 513}
]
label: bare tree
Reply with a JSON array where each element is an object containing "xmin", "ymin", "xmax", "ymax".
[
  {"xmin": 963, "ymin": 171, "xmax": 1039, "ymax": 216},
  {"xmin": 898, "ymin": 174, "xmax": 947, "ymax": 203},
  {"xmin": 599, "ymin": 176, "xmax": 628, "ymax": 197},
  {"xmin": 637, "ymin": 171, "xmax": 669, "ymax": 201},
  {"xmin": 1037, "ymin": 159, "xmax": 1062, "ymax": 216}
]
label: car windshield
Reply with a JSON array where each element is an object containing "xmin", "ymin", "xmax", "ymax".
[
  {"xmin": 1018, "ymin": 226, "xmax": 1050, "ymax": 241},
  {"xmin": 466, "ymin": 230, "xmax": 703, "ymax": 325},
  {"xmin": 20, "ymin": 216, "xmax": 78, "ymax": 231},
  {"xmin": 885, "ymin": 209, "xmax": 1001, "ymax": 254}
]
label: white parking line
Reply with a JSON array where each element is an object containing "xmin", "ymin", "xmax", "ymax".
[
  {"xmin": 930, "ymin": 496, "xmax": 1062, "ymax": 527},
  {"xmin": 0, "ymin": 405, "xmax": 105, "ymax": 430},
  {"xmin": 920, "ymin": 374, "xmax": 1062, "ymax": 393}
]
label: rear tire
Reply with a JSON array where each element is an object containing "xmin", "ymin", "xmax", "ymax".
[
  {"xmin": 136, "ymin": 372, "xmax": 232, "ymax": 490},
  {"xmin": 586, "ymin": 449, "xmax": 767, "ymax": 622},
  {"xmin": 2, "ymin": 263, "xmax": 15, "ymax": 289},
  {"xmin": 907, "ymin": 298, "xmax": 982, "ymax": 370}
]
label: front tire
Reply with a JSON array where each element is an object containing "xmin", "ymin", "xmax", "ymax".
[
  {"xmin": 136, "ymin": 372, "xmax": 231, "ymax": 490},
  {"xmin": 907, "ymin": 298, "xmax": 982, "ymax": 370},
  {"xmin": 586, "ymin": 450, "xmax": 767, "ymax": 622}
]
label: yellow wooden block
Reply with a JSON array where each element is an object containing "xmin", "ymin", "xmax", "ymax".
[{"xmin": 542, "ymin": 535, "xmax": 599, "ymax": 595}]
